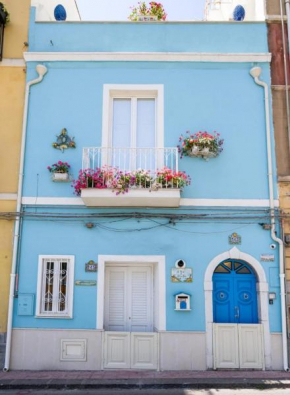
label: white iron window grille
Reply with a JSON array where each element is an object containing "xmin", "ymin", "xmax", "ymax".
[{"xmin": 36, "ymin": 256, "xmax": 75, "ymax": 318}]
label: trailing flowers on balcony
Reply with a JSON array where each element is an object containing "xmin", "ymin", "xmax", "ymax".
[
  {"xmin": 129, "ymin": 2, "xmax": 167, "ymax": 21},
  {"xmin": 178, "ymin": 131, "xmax": 224, "ymax": 160},
  {"xmin": 72, "ymin": 167, "xmax": 190, "ymax": 196}
]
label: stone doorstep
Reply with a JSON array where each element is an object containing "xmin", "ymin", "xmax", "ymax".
[{"xmin": 0, "ymin": 378, "xmax": 290, "ymax": 390}]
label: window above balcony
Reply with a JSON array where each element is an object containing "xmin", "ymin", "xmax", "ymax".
[{"xmin": 102, "ymin": 85, "xmax": 164, "ymax": 150}]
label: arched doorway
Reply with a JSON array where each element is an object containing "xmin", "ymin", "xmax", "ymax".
[
  {"xmin": 213, "ymin": 259, "xmax": 258, "ymax": 324},
  {"xmin": 204, "ymin": 247, "xmax": 270, "ymax": 370}
]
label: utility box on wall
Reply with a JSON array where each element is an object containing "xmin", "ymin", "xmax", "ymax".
[
  {"xmin": 17, "ymin": 294, "xmax": 35, "ymax": 316},
  {"xmin": 174, "ymin": 292, "xmax": 191, "ymax": 311}
]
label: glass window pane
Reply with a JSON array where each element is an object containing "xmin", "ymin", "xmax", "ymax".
[
  {"xmin": 58, "ymin": 261, "xmax": 68, "ymax": 312},
  {"xmin": 234, "ymin": 262, "xmax": 243, "ymax": 271},
  {"xmin": 237, "ymin": 266, "xmax": 251, "ymax": 274},
  {"xmin": 136, "ymin": 99, "xmax": 155, "ymax": 170},
  {"xmin": 214, "ymin": 265, "xmax": 230, "ymax": 273},
  {"xmin": 112, "ymin": 99, "xmax": 131, "ymax": 148},
  {"xmin": 223, "ymin": 261, "xmax": 232, "ymax": 270},
  {"xmin": 136, "ymin": 99, "xmax": 155, "ymax": 148},
  {"xmin": 44, "ymin": 261, "xmax": 54, "ymax": 312}
]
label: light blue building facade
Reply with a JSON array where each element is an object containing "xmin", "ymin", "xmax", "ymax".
[{"xmin": 6, "ymin": 5, "xmax": 288, "ymax": 371}]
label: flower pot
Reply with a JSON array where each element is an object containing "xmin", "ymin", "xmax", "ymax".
[
  {"xmin": 52, "ymin": 172, "xmax": 69, "ymax": 181},
  {"xmin": 137, "ymin": 15, "xmax": 158, "ymax": 22},
  {"xmin": 187, "ymin": 146, "xmax": 200, "ymax": 157}
]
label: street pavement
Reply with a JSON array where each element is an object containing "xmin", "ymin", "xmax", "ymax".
[
  {"xmin": 1, "ymin": 389, "xmax": 290, "ymax": 395},
  {"xmin": 0, "ymin": 370, "xmax": 290, "ymax": 391}
]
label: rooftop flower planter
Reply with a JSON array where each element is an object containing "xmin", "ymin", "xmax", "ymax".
[
  {"xmin": 75, "ymin": 147, "xmax": 190, "ymax": 207},
  {"xmin": 129, "ymin": 2, "xmax": 167, "ymax": 22}
]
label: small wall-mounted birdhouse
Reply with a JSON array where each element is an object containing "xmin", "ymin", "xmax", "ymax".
[{"xmin": 174, "ymin": 292, "xmax": 191, "ymax": 311}]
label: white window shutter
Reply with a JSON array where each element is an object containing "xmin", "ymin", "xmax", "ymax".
[
  {"xmin": 105, "ymin": 268, "xmax": 127, "ymax": 331},
  {"xmin": 129, "ymin": 267, "xmax": 152, "ymax": 332}
]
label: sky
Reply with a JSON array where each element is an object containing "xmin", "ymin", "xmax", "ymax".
[{"xmin": 76, "ymin": 0, "xmax": 205, "ymax": 21}]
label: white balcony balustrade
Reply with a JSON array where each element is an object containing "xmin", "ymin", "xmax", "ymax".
[{"xmin": 80, "ymin": 147, "xmax": 182, "ymax": 207}]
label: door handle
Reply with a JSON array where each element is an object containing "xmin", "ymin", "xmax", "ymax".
[{"xmin": 234, "ymin": 306, "xmax": 240, "ymax": 319}]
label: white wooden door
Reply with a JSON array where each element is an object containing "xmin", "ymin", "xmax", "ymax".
[
  {"xmin": 103, "ymin": 332, "xmax": 130, "ymax": 369},
  {"xmin": 131, "ymin": 333, "xmax": 158, "ymax": 369},
  {"xmin": 213, "ymin": 324, "xmax": 239, "ymax": 369},
  {"xmin": 213, "ymin": 323, "xmax": 264, "ymax": 369},
  {"xmin": 103, "ymin": 332, "xmax": 158, "ymax": 370},
  {"xmin": 238, "ymin": 324, "xmax": 264, "ymax": 369},
  {"xmin": 105, "ymin": 266, "xmax": 153, "ymax": 332}
]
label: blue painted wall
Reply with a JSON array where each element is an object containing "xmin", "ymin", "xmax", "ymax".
[
  {"xmin": 23, "ymin": 61, "xmax": 277, "ymax": 200},
  {"xmin": 15, "ymin": 8, "xmax": 282, "ymax": 337},
  {"xmin": 14, "ymin": 208, "xmax": 282, "ymax": 332},
  {"xmin": 29, "ymin": 8, "xmax": 268, "ymax": 54}
]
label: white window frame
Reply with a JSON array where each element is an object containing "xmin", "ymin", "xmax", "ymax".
[
  {"xmin": 36, "ymin": 255, "xmax": 75, "ymax": 319},
  {"xmin": 102, "ymin": 84, "xmax": 164, "ymax": 149}
]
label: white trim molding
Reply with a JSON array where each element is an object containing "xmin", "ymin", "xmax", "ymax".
[
  {"xmin": 204, "ymin": 247, "xmax": 271, "ymax": 370},
  {"xmin": 0, "ymin": 193, "xmax": 17, "ymax": 201},
  {"xmin": 21, "ymin": 196, "xmax": 279, "ymax": 207},
  {"xmin": 97, "ymin": 255, "xmax": 166, "ymax": 331},
  {"xmin": 24, "ymin": 52, "xmax": 271, "ymax": 63},
  {"xmin": 0, "ymin": 59, "xmax": 26, "ymax": 67}
]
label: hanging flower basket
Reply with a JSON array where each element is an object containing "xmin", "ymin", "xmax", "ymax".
[
  {"xmin": 48, "ymin": 161, "xmax": 71, "ymax": 182},
  {"xmin": 52, "ymin": 172, "xmax": 69, "ymax": 181},
  {"xmin": 178, "ymin": 131, "xmax": 224, "ymax": 161}
]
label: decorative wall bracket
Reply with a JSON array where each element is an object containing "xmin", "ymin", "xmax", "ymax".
[{"xmin": 52, "ymin": 128, "xmax": 76, "ymax": 152}]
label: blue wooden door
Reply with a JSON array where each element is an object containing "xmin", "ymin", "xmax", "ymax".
[{"xmin": 213, "ymin": 260, "xmax": 258, "ymax": 324}]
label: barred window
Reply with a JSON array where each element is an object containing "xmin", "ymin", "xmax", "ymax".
[{"xmin": 36, "ymin": 256, "xmax": 74, "ymax": 318}]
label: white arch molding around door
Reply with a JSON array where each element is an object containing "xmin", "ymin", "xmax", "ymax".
[{"xmin": 204, "ymin": 247, "xmax": 271, "ymax": 370}]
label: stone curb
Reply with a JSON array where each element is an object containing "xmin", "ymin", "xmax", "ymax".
[{"xmin": 0, "ymin": 378, "xmax": 290, "ymax": 390}]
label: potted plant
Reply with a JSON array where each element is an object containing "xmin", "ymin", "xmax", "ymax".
[
  {"xmin": 0, "ymin": 3, "xmax": 10, "ymax": 25},
  {"xmin": 48, "ymin": 161, "xmax": 71, "ymax": 181},
  {"xmin": 129, "ymin": 1, "xmax": 167, "ymax": 22},
  {"xmin": 178, "ymin": 131, "xmax": 224, "ymax": 160}
]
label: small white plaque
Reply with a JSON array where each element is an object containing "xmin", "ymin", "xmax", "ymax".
[{"xmin": 260, "ymin": 254, "xmax": 275, "ymax": 262}]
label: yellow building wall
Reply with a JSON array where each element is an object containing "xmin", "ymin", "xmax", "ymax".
[
  {"xmin": 2, "ymin": 0, "xmax": 30, "ymax": 59},
  {"xmin": 279, "ymin": 182, "xmax": 290, "ymax": 282},
  {"xmin": 0, "ymin": 0, "xmax": 30, "ymax": 335},
  {"xmin": 0, "ymin": 202, "xmax": 15, "ymax": 334}
]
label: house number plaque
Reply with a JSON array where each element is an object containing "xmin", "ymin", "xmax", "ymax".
[{"xmin": 85, "ymin": 260, "xmax": 98, "ymax": 272}]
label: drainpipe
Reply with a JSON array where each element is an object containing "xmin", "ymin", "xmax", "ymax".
[
  {"xmin": 3, "ymin": 65, "xmax": 48, "ymax": 372},
  {"xmin": 250, "ymin": 66, "xmax": 288, "ymax": 371}
]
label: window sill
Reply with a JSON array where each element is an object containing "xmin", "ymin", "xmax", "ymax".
[
  {"xmin": 35, "ymin": 314, "xmax": 73, "ymax": 319},
  {"xmin": 81, "ymin": 188, "xmax": 181, "ymax": 207}
]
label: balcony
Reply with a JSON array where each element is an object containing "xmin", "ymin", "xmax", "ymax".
[{"xmin": 80, "ymin": 147, "xmax": 183, "ymax": 207}]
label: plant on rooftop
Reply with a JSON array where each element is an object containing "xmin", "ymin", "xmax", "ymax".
[
  {"xmin": 178, "ymin": 131, "xmax": 224, "ymax": 160},
  {"xmin": 129, "ymin": 1, "xmax": 167, "ymax": 21}
]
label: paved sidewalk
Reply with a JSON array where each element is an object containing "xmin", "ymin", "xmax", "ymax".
[{"xmin": 0, "ymin": 370, "xmax": 290, "ymax": 390}]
